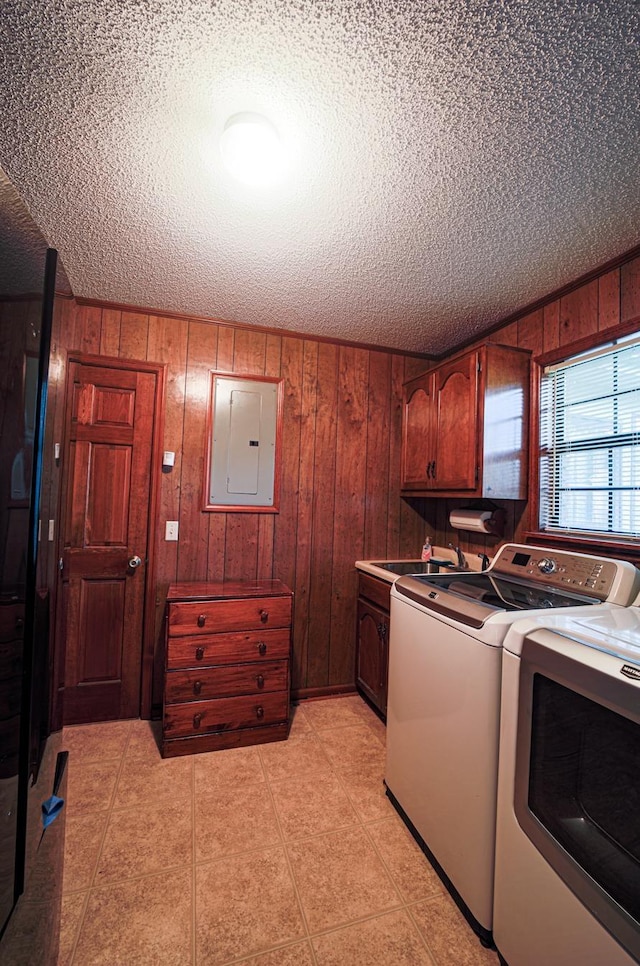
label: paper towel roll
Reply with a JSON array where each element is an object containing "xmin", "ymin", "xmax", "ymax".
[{"xmin": 449, "ymin": 509, "xmax": 493, "ymax": 533}]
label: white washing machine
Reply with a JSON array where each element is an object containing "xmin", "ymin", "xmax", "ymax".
[
  {"xmin": 493, "ymin": 602, "xmax": 640, "ymax": 966},
  {"xmin": 384, "ymin": 544, "xmax": 639, "ymax": 947}
]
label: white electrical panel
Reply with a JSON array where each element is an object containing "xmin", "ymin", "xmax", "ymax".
[{"xmin": 209, "ymin": 376, "xmax": 279, "ymax": 508}]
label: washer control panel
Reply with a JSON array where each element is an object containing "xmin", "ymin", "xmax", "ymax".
[{"xmin": 493, "ymin": 545, "xmax": 621, "ymax": 601}]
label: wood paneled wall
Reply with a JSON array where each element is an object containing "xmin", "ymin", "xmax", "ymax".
[
  {"xmin": 49, "ymin": 302, "xmax": 429, "ymax": 709},
  {"xmin": 46, "ymin": 248, "xmax": 640, "ymax": 713},
  {"xmin": 429, "ymin": 251, "xmax": 640, "ymax": 561}
]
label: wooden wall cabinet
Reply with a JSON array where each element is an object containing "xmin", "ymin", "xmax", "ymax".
[
  {"xmin": 356, "ymin": 572, "xmax": 390, "ymax": 717},
  {"xmin": 162, "ymin": 580, "xmax": 292, "ymax": 757},
  {"xmin": 401, "ymin": 343, "xmax": 530, "ymax": 499}
]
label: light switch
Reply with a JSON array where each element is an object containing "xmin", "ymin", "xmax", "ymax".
[{"xmin": 165, "ymin": 521, "xmax": 179, "ymax": 541}]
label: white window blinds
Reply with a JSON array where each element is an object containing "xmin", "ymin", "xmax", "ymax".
[{"xmin": 539, "ymin": 335, "xmax": 640, "ymax": 539}]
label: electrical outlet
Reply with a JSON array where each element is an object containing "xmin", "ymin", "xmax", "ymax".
[{"xmin": 165, "ymin": 521, "xmax": 179, "ymax": 541}]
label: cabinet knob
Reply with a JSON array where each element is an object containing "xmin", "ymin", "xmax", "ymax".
[
  {"xmin": 193, "ymin": 712, "xmax": 202, "ymax": 729},
  {"xmin": 193, "ymin": 680, "xmax": 202, "ymax": 695},
  {"xmin": 256, "ymin": 705, "xmax": 264, "ymax": 719},
  {"xmin": 256, "ymin": 674, "xmax": 265, "ymax": 688},
  {"xmin": 259, "ymin": 609, "xmax": 269, "ymax": 624},
  {"xmin": 257, "ymin": 641, "xmax": 267, "ymax": 656},
  {"xmin": 197, "ymin": 614, "xmax": 206, "ymax": 627},
  {"xmin": 195, "ymin": 646, "xmax": 204, "ymax": 661}
]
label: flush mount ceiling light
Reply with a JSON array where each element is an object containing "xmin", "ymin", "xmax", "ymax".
[{"xmin": 220, "ymin": 112, "xmax": 287, "ymax": 187}]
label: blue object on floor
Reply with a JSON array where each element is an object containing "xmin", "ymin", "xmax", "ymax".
[{"xmin": 41, "ymin": 794, "xmax": 65, "ymax": 829}]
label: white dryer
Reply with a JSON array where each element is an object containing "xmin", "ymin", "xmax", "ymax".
[{"xmin": 493, "ymin": 600, "xmax": 640, "ymax": 965}]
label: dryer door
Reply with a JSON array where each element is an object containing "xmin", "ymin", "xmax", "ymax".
[{"xmin": 514, "ymin": 632, "xmax": 640, "ymax": 963}]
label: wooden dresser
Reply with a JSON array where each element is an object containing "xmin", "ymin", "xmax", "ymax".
[{"xmin": 162, "ymin": 580, "xmax": 293, "ymax": 758}]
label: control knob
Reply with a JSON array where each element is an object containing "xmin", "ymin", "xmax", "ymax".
[{"xmin": 537, "ymin": 557, "xmax": 558, "ymax": 575}]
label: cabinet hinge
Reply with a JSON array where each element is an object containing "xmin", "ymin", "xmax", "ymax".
[{"xmin": 475, "ymin": 465, "xmax": 480, "ymax": 483}]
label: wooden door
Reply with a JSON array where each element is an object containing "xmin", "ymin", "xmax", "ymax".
[
  {"xmin": 356, "ymin": 598, "xmax": 388, "ymax": 715},
  {"xmin": 60, "ymin": 360, "xmax": 158, "ymax": 724},
  {"xmin": 432, "ymin": 350, "xmax": 479, "ymax": 491},
  {"xmin": 401, "ymin": 372, "xmax": 434, "ymax": 489}
]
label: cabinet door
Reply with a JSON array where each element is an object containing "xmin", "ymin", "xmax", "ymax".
[
  {"xmin": 356, "ymin": 599, "xmax": 388, "ymax": 715},
  {"xmin": 401, "ymin": 372, "xmax": 434, "ymax": 488},
  {"xmin": 432, "ymin": 350, "xmax": 479, "ymax": 491}
]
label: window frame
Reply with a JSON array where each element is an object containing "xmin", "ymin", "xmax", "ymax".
[{"xmin": 526, "ymin": 317, "xmax": 640, "ymax": 561}]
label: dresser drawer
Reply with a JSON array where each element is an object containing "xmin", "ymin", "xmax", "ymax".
[
  {"xmin": 166, "ymin": 628, "xmax": 290, "ymax": 670},
  {"xmin": 358, "ymin": 573, "xmax": 391, "ymax": 612},
  {"xmin": 168, "ymin": 596, "xmax": 292, "ymax": 636},
  {"xmin": 165, "ymin": 659, "xmax": 288, "ymax": 703},
  {"xmin": 164, "ymin": 690, "xmax": 289, "ymax": 738}
]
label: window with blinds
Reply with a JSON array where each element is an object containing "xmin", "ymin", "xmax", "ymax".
[{"xmin": 539, "ymin": 334, "xmax": 640, "ymax": 539}]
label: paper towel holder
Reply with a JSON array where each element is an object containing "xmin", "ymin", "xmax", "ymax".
[{"xmin": 449, "ymin": 503, "xmax": 505, "ymax": 538}]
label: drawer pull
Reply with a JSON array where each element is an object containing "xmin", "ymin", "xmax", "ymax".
[
  {"xmin": 257, "ymin": 641, "xmax": 267, "ymax": 656},
  {"xmin": 259, "ymin": 609, "xmax": 269, "ymax": 624},
  {"xmin": 193, "ymin": 680, "xmax": 202, "ymax": 695},
  {"xmin": 195, "ymin": 646, "xmax": 205, "ymax": 661},
  {"xmin": 193, "ymin": 712, "xmax": 203, "ymax": 729},
  {"xmin": 256, "ymin": 705, "xmax": 264, "ymax": 719},
  {"xmin": 197, "ymin": 614, "xmax": 206, "ymax": 628},
  {"xmin": 256, "ymin": 674, "xmax": 265, "ymax": 688}
]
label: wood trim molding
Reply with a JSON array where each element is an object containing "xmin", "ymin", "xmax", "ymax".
[
  {"xmin": 525, "ymin": 531, "xmax": 640, "ymax": 562},
  {"xmin": 534, "ymin": 313, "xmax": 640, "ymax": 368},
  {"xmin": 292, "ymin": 684, "xmax": 357, "ymax": 701},
  {"xmin": 525, "ymin": 358, "xmax": 542, "ymax": 537},
  {"xmin": 527, "ymin": 316, "xmax": 640, "ymax": 555},
  {"xmin": 74, "ymin": 296, "xmax": 434, "ymax": 361},
  {"xmin": 60, "ymin": 350, "xmax": 167, "ymax": 720},
  {"xmin": 203, "ymin": 371, "xmax": 284, "ymax": 513},
  {"xmin": 431, "ymin": 243, "xmax": 640, "ymax": 361}
]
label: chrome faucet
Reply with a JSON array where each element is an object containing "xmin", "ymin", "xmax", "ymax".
[{"xmin": 448, "ymin": 543, "xmax": 468, "ymax": 570}]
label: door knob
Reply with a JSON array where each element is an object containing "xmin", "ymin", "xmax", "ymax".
[{"xmin": 128, "ymin": 555, "xmax": 142, "ymax": 569}]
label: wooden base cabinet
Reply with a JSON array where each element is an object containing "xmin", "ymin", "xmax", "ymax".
[
  {"xmin": 162, "ymin": 580, "xmax": 292, "ymax": 757},
  {"xmin": 356, "ymin": 572, "xmax": 390, "ymax": 718}
]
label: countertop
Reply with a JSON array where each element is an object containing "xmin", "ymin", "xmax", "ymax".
[{"xmin": 356, "ymin": 547, "xmax": 484, "ymax": 583}]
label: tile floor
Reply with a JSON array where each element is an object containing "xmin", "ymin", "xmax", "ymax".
[{"xmin": 58, "ymin": 695, "xmax": 500, "ymax": 966}]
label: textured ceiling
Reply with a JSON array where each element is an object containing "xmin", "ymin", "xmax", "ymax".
[
  {"xmin": 1, "ymin": 1, "xmax": 639, "ymax": 354},
  {"xmin": 0, "ymin": 168, "xmax": 71, "ymax": 296}
]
